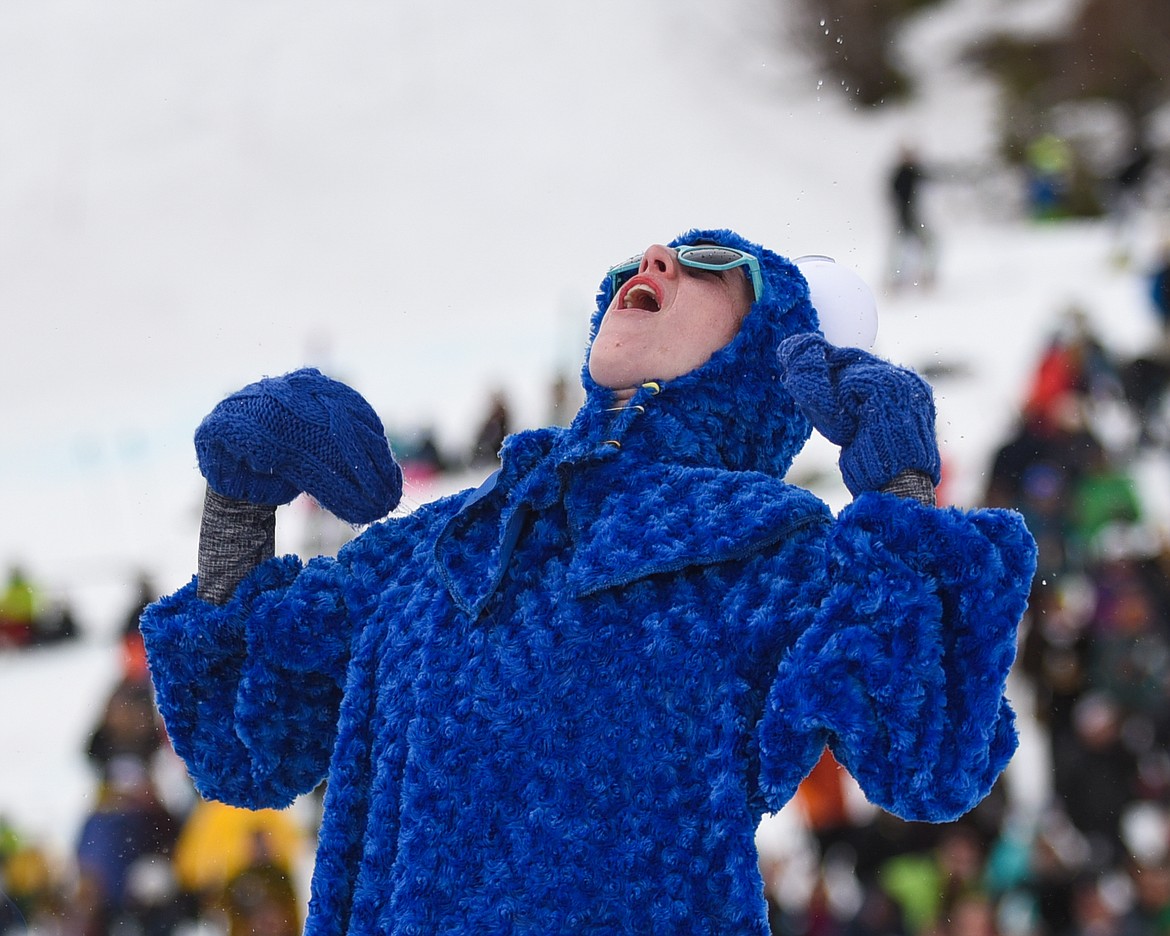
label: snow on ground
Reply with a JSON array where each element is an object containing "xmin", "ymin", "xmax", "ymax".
[{"xmin": 1, "ymin": 0, "xmax": 1168, "ymax": 864}]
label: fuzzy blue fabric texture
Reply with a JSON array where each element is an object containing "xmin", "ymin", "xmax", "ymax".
[
  {"xmin": 194, "ymin": 367, "xmax": 402, "ymax": 525},
  {"xmin": 141, "ymin": 228, "xmax": 1038, "ymax": 935},
  {"xmin": 777, "ymin": 332, "xmax": 942, "ymax": 496}
]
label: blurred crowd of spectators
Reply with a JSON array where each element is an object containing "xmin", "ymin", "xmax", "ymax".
[{"xmin": 1, "ymin": 578, "xmax": 311, "ymax": 936}]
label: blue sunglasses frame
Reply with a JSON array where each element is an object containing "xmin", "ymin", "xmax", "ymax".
[{"xmin": 607, "ymin": 245, "xmax": 765, "ymax": 304}]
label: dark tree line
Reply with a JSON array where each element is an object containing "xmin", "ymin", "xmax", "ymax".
[
  {"xmin": 790, "ymin": 0, "xmax": 943, "ymax": 106},
  {"xmin": 966, "ymin": 0, "xmax": 1170, "ymax": 148},
  {"xmin": 791, "ymin": 0, "xmax": 1168, "ymax": 203},
  {"xmin": 962, "ymin": 0, "xmax": 1170, "ymax": 215}
]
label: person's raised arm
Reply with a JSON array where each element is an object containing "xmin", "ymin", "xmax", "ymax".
[
  {"xmin": 141, "ymin": 368, "xmax": 404, "ymax": 808},
  {"xmin": 192, "ymin": 367, "xmax": 402, "ymax": 602},
  {"xmin": 761, "ymin": 334, "xmax": 1035, "ymax": 822}
]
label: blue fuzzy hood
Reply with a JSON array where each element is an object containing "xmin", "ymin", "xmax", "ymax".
[{"xmin": 569, "ymin": 226, "xmax": 822, "ymax": 477}]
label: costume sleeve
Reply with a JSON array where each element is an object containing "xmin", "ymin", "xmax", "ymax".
[
  {"xmin": 758, "ymin": 492, "xmax": 1037, "ymax": 822},
  {"xmin": 141, "ymin": 551, "xmax": 354, "ymax": 810}
]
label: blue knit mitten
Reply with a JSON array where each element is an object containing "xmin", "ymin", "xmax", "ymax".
[
  {"xmin": 194, "ymin": 368, "xmax": 402, "ymax": 525},
  {"xmin": 776, "ymin": 333, "xmax": 940, "ymax": 497}
]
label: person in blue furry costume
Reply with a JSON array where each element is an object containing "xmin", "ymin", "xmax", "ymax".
[{"xmin": 141, "ymin": 228, "xmax": 1037, "ymax": 935}]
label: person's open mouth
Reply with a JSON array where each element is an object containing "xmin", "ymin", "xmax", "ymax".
[{"xmin": 620, "ymin": 278, "xmax": 662, "ymax": 312}]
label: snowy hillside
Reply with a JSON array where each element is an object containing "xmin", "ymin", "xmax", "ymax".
[{"xmin": 1, "ymin": 0, "xmax": 1167, "ymax": 860}]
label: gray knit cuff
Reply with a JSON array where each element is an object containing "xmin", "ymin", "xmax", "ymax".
[
  {"xmin": 197, "ymin": 487, "xmax": 277, "ymax": 605},
  {"xmin": 879, "ymin": 469, "xmax": 937, "ymax": 506}
]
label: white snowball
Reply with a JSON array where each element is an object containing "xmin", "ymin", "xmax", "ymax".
[{"xmin": 795, "ymin": 255, "xmax": 879, "ymax": 350}]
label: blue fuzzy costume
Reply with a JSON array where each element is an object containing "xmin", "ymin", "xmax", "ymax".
[{"xmin": 141, "ymin": 229, "xmax": 1037, "ymax": 935}]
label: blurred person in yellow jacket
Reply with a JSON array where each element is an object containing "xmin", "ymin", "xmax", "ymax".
[
  {"xmin": 172, "ymin": 798, "xmax": 304, "ymax": 899},
  {"xmin": 0, "ymin": 566, "xmax": 38, "ymax": 647}
]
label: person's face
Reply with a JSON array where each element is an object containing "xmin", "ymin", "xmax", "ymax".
[{"xmin": 588, "ymin": 243, "xmax": 755, "ymax": 392}]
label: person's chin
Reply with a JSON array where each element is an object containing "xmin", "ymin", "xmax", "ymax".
[{"xmin": 588, "ymin": 364, "xmax": 638, "ymax": 395}]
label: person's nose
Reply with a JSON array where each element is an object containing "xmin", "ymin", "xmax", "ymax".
[{"xmin": 639, "ymin": 244, "xmax": 678, "ymax": 280}]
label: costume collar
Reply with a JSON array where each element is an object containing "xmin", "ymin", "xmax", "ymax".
[
  {"xmin": 434, "ymin": 419, "xmax": 831, "ymax": 616},
  {"xmin": 433, "ymin": 426, "xmax": 565, "ymax": 617},
  {"xmin": 562, "ymin": 460, "xmax": 830, "ymax": 597}
]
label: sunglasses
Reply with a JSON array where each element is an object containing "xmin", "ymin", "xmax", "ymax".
[{"xmin": 607, "ymin": 244, "xmax": 765, "ymax": 304}]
